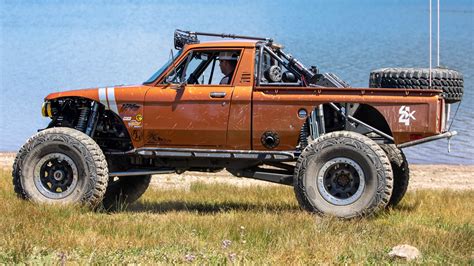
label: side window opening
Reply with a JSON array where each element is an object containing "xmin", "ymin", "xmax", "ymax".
[
  {"xmin": 199, "ymin": 53, "xmax": 221, "ymax": 84},
  {"xmin": 162, "ymin": 50, "xmax": 241, "ymax": 85},
  {"xmin": 256, "ymin": 47, "xmax": 302, "ymax": 86}
]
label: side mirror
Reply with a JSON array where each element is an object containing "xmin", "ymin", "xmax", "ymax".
[
  {"xmin": 166, "ymin": 48, "xmax": 182, "ymax": 87},
  {"xmin": 165, "ymin": 76, "xmax": 174, "ymax": 84}
]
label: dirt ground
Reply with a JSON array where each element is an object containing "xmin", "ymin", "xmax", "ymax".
[{"xmin": 1, "ymin": 152, "xmax": 472, "ymax": 191}]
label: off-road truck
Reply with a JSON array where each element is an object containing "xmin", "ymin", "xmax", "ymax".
[{"xmin": 13, "ymin": 30, "xmax": 463, "ymax": 218}]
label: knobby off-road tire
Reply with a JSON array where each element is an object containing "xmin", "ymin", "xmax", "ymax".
[
  {"xmin": 380, "ymin": 144, "xmax": 410, "ymax": 207},
  {"xmin": 294, "ymin": 131, "xmax": 393, "ymax": 218},
  {"xmin": 12, "ymin": 127, "xmax": 108, "ymax": 208},
  {"xmin": 102, "ymin": 175, "xmax": 151, "ymax": 211},
  {"xmin": 369, "ymin": 67, "xmax": 464, "ymax": 103}
]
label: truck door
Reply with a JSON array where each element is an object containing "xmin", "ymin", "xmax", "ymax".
[{"xmin": 143, "ymin": 49, "xmax": 242, "ymax": 148}]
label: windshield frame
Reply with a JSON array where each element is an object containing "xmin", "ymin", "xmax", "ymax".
[{"xmin": 143, "ymin": 49, "xmax": 184, "ymax": 85}]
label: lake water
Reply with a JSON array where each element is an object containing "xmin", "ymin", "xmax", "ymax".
[{"xmin": 1, "ymin": 0, "xmax": 473, "ymax": 164}]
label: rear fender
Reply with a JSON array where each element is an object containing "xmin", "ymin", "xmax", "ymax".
[
  {"xmin": 351, "ymin": 103, "xmax": 392, "ymax": 138},
  {"xmin": 253, "ymin": 87, "xmax": 442, "ymax": 149},
  {"xmin": 370, "ymin": 99, "xmax": 442, "ymax": 144},
  {"xmin": 299, "ymin": 102, "xmax": 434, "ymax": 146},
  {"xmin": 317, "ymin": 102, "xmax": 437, "ymax": 144},
  {"xmin": 300, "ymin": 103, "xmax": 393, "ymax": 143}
]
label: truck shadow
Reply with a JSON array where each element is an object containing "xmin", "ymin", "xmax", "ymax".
[
  {"xmin": 110, "ymin": 200, "xmax": 420, "ymax": 216},
  {"xmin": 118, "ymin": 200, "xmax": 300, "ymax": 214},
  {"xmin": 388, "ymin": 200, "xmax": 420, "ymax": 212}
]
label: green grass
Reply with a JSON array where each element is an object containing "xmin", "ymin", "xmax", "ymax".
[{"xmin": 0, "ymin": 172, "xmax": 472, "ymax": 264}]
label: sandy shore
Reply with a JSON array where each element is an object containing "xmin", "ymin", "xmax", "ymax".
[{"xmin": 1, "ymin": 152, "xmax": 472, "ymax": 191}]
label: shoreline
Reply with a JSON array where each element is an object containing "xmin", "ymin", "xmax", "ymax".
[{"xmin": 1, "ymin": 152, "xmax": 473, "ymax": 191}]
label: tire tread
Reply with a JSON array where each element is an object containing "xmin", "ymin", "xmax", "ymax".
[
  {"xmin": 293, "ymin": 131, "xmax": 393, "ymax": 218},
  {"xmin": 12, "ymin": 127, "xmax": 108, "ymax": 208},
  {"xmin": 379, "ymin": 144, "xmax": 410, "ymax": 207},
  {"xmin": 369, "ymin": 67, "xmax": 464, "ymax": 103}
]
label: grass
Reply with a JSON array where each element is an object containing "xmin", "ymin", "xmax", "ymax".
[{"xmin": 0, "ymin": 171, "xmax": 472, "ymax": 264}]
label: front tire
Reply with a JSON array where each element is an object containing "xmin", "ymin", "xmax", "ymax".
[
  {"xmin": 294, "ymin": 131, "xmax": 393, "ymax": 218},
  {"xmin": 12, "ymin": 127, "xmax": 108, "ymax": 208}
]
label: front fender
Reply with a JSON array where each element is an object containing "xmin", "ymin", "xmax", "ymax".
[
  {"xmin": 46, "ymin": 87, "xmax": 121, "ymax": 115},
  {"xmin": 46, "ymin": 85, "xmax": 151, "ymax": 149},
  {"xmin": 45, "ymin": 88, "xmax": 100, "ymax": 102},
  {"xmin": 45, "ymin": 85, "xmax": 148, "ymax": 117}
]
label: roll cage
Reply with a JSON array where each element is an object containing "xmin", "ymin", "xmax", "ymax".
[{"xmin": 167, "ymin": 29, "xmax": 323, "ymax": 87}]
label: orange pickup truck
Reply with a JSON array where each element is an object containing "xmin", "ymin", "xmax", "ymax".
[{"xmin": 13, "ymin": 30, "xmax": 463, "ymax": 218}]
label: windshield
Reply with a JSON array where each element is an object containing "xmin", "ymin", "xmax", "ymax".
[{"xmin": 143, "ymin": 49, "xmax": 183, "ymax": 84}]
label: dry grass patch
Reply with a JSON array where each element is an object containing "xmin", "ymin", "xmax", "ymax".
[{"xmin": 0, "ymin": 172, "xmax": 472, "ymax": 264}]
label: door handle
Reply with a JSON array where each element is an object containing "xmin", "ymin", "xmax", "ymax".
[{"xmin": 210, "ymin": 92, "xmax": 226, "ymax": 98}]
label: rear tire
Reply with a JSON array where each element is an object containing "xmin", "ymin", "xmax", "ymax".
[
  {"xmin": 102, "ymin": 175, "xmax": 151, "ymax": 211},
  {"xmin": 369, "ymin": 67, "xmax": 464, "ymax": 103},
  {"xmin": 380, "ymin": 144, "xmax": 410, "ymax": 207},
  {"xmin": 12, "ymin": 127, "xmax": 108, "ymax": 208},
  {"xmin": 294, "ymin": 131, "xmax": 393, "ymax": 218}
]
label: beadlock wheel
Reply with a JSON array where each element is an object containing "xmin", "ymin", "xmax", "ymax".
[
  {"xmin": 294, "ymin": 131, "xmax": 393, "ymax": 218},
  {"xmin": 12, "ymin": 127, "xmax": 108, "ymax": 208},
  {"xmin": 34, "ymin": 153, "xmax": 79, "ymax": 199},
  {"xmin": 317, "ymin": 157, "xmax": 366, "ymax": 206}
]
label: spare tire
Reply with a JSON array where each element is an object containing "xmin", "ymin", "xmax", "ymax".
[{"xmin": 369, "ymin": 67, "xmax": 463, "ymax": 103}]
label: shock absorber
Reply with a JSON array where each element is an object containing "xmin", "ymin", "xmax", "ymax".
[
  {"xmin": 75, "ymin": 107, "xmax": 90, "ymax": 132},
  {"xmin": 299, "ymin": 121, "xmax": 309, "ymax": 150},
  {"xmin": 85, "ymin": 102, "xmax": 99, "ymax": 136}
]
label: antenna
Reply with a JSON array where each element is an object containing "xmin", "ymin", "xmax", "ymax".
[
  {"xmin": 429, "ymin": 0, "xmax": 441, "ymax": 88},
  {"xmin": 429, "ymin": 0, "xmax": 432, "ymax": 88},
  {"xmin": 437, "ymin": 0, "xmax": 440, "ymax": 66}
]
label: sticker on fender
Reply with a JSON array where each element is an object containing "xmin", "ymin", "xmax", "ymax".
[{"xmin": 399, "ymin": 106, "xmax": 416, "ymax": 126}]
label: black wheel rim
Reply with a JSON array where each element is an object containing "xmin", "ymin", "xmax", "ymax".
[
  {"xmin": 33, "ymin": 153, "xmax": 79, "ymax": 199},
  {"xmin": 317, "ymin": 157, "xmax": 366, "ymax": 205}
]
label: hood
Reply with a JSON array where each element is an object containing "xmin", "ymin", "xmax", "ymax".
[
  {"xmin": 44, "ymin": 85, "xmax": 149, "ymax": 116},
  {"xmin": 44, "ymin": 84, "xmax": 141, "ymax": 101},
  {"xmin": 45, "ymin": 87, "xmax": 100, "ymax": 101}
]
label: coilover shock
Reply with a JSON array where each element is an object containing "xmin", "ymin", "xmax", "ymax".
[
  {"xmin": 298, "ymin": 121, "xmax": 309, "ymax": 150},
  {"xmin": 75, "ymin": 107, "xmax": 90, "ymax": 132}
]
